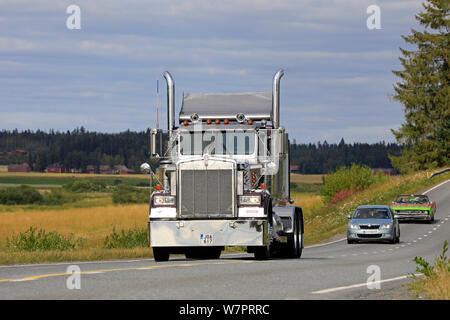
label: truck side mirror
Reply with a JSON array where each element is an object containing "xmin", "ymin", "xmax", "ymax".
[{"xmin": 150, "ymin": 128, "xmax": 161, "ymax": 158}]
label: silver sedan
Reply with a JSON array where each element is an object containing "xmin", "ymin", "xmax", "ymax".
[{"xmin": 346, "ymin": 205, "xmax": 400, "ymax": 244}]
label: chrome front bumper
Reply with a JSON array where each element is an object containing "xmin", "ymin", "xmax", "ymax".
[
  {"xmin": 395, "ymin": 213, "xmax": 432, "ymax": 220},
  {"xmin": 149, "ymin": 219, "xmax": 268, "ymax": 247}
]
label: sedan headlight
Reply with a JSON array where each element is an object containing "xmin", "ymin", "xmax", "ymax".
[
  {"xmin": 381, "ymin": 224, "xmax": 392, "ymax": 229},
  {"xmin": 238, "ymin": 194, "xmax": 262, "ymax": 206},
  {"xmin": 349, "ymin": 224, "xmax": 358, "ymax": 229},
  {"xmin": 152, "ymin": 195, "xmax": 176, "ymax": 206}
]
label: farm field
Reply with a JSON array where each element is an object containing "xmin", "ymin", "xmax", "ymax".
[
  {"xmin": 0, "ymin": 172, "xmax": 150, "ymax": 188},
  {"xmin": 290, "ymin": 173, "xmax": 324, "ymax": 184}
]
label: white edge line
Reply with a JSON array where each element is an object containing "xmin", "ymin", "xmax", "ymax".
[
  {"xmin": 423, "ymin": 179, "xmax": 450, "ymax": 194},
  {"xmin": 305, "ymin": 237, "xmax": 347, "ymax": 249},
  {"xmin": 312, "ymin": 273, "xmax": 422, "ymax": 294}
]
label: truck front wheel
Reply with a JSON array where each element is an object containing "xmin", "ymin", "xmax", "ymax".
[
  {"xmin": 288, "ymin": 214, "xmax": 302, "ymax": 258},
  {"xmin": 153, "ymin": 247, "xmax": 170, "ymax": 262},
  {"xmin": 254, "ymin": 244, "xmax": 271, "ymax": 260}
]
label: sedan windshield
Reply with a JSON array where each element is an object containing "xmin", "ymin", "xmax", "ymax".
[
  {"xmin": 395, "ymin": 195, "xmax": 429, "ymax": 204},
  {"xmin": 353, "ymin": 208, "xmax": 391, "ymax": 219}
]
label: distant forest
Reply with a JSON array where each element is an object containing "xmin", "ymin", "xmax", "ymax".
[{"xmin": 0, "ymin": 129, "xmax": 402, "ymax": 174}]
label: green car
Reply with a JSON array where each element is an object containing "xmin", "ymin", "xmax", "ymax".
[{"xmin": 391, "ymin": 194, "xmax": 436, "ymax": 222}]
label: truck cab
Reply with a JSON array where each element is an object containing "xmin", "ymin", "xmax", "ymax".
[{"xmin": 143, "ymin": 69, "xmax": 303, "ymax": 261}]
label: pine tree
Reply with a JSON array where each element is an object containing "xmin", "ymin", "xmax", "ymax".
[{"xmin": 390, "ymin": 0, "xmax": 449, "ymax": 172}]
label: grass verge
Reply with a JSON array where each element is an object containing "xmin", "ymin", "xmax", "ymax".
[{"xmin": 408, "ymin": 241, "xmax": 450, "ymax": 299}]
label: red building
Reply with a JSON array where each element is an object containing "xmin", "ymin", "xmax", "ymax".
[
  {"xmin": 99, "ymin": 165, "xmax": 112, "ymax": 174},
  {"xmin": 86, "ymin": 165, "xmax": 96, "ymax": 174},
  {"xmin": 8, "ymin": 163, "xmax": 31, "ymax": 172},
  {"xmin": 114, "ymin": 165, "xmax": 130, "ymax": 174},
  {"xmin": 45, "ymin": 163, "xmax": 66, "ymax": 173}
]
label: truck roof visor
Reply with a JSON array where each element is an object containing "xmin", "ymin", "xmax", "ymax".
[{"xmin": 179, "ymin": 92, "xmax": 272, "ymax": 122}]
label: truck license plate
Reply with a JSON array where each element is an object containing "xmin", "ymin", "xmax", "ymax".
[{"xmin": 200, "ymin": 234, "xmax": 213, "ymax": 244}]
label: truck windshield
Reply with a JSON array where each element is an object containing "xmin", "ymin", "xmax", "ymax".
[{"xmin": 179, "ymin": 130, "xmax": 255, "ymax": 156}]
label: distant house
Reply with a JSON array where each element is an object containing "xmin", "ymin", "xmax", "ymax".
[
  {"xmin": 113, "ymin": 165, "xmax": 129, "ymax": 175},
  {"xmin": 99, "ymin": 165, "xmax": 112, "ymax": 174},
  {"xmin": 290, "ymin": 165, "xmax": 300, "ymax": 173},
  {"xmin": 45, "ymin": 163, "xmax": 65, "ymax": 173},
  {"xmin": 11, "ymin": 149, "xmax": 27, "ymax": 156},
  {"xmin": 372, "ymin": 168, "xmax": 397, "ymax": 176},
  {"xmin": 86, "ymin": 165, "xmax": 96, "ymax": 174},
  {"xmin": 8, "ymin": 163, "xmax": 31, "ymax": 173}
]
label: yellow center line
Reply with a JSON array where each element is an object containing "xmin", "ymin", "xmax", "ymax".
[{"xmin": 0, "ymin": 260, "xmax": 253, "ymax": 283}]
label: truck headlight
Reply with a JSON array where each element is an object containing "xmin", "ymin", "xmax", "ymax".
[
  {"xmin": 152, "ymin": 195, "xmax": 176, "ymax": 207},
  {"xmin": 238, "ymin": 194, "xmax": 262, "ymax": 206}
]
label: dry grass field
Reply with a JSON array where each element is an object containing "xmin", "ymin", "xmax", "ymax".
[
  {"xmin": 0, "ymin": 204, "xmax": 152, "ymax": 264},
  {"xmin": 290, "ymin": 173, "xmax": 324, "ymax": 184},
  {"xmin": 0, "ymin": 204, "xmax": 148, "ymax": 247}
]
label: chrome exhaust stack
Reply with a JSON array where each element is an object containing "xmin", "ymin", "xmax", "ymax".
[
  {"xmin": 272, "ymin": 69, "xmax": 284, "ymax": 129},
  {"xmin": 163, "ymin": 71, "xmax": 175, "ymax": 137}
]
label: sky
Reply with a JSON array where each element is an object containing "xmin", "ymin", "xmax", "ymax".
[{"xmin": 0, "ymin": 0, "xmax": 424, "ymax": 144}]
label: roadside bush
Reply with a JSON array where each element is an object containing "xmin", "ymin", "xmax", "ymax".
[
  {"xmin": 6, "ymin": 227, "xmax": 85, "ymax": 251},
  {"xmin": 112, "ymin": 185, "xmax": 149, "ymax": 204},
  {"xmin": 63, "ymin": 180, "xmax": 108, "ymax": 193},
  {"xmin": 0, "ymin": 185, "xmax": 43, "ymax": 205},
  {"xmin": 321, "ymin": 164, "xmax": 387, "ymax": 203},
  {"xmin": 41, "ymin": 188, "xmax": 79, "ymax": 205},
  {"xmin": 103, "ymin": 227, "xmax": 148, "ymax": 249}
]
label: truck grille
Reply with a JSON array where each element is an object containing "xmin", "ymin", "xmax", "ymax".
[{"xmin": 180, "ymin": 169, "xmax": 233, "ymax": 217}]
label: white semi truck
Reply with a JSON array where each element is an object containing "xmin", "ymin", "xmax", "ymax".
[{"xmin": 141, "ymin": 69, "xmax": 303, "ymax": 261}]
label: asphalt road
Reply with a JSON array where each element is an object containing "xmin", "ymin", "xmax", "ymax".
[{"xmin": 0, "ymin": 179, "xmax": 448, "ymax": 300}]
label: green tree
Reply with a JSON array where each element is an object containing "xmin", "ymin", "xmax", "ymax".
[{"xmin": 390, "ymin": 0, "xmax": 449, "ymax": 172}]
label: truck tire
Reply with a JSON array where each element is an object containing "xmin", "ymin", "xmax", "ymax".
[
  {"xmin": 254, "ymin": 244, "xmax": 270, "ymax": 260},
  {"xmin": 153, "ymin": 247, "xmax": 170, "ymax": 262},
  {"xmin": 288, "ymin": 214, "xmax": 302, "ymax": 258}
]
